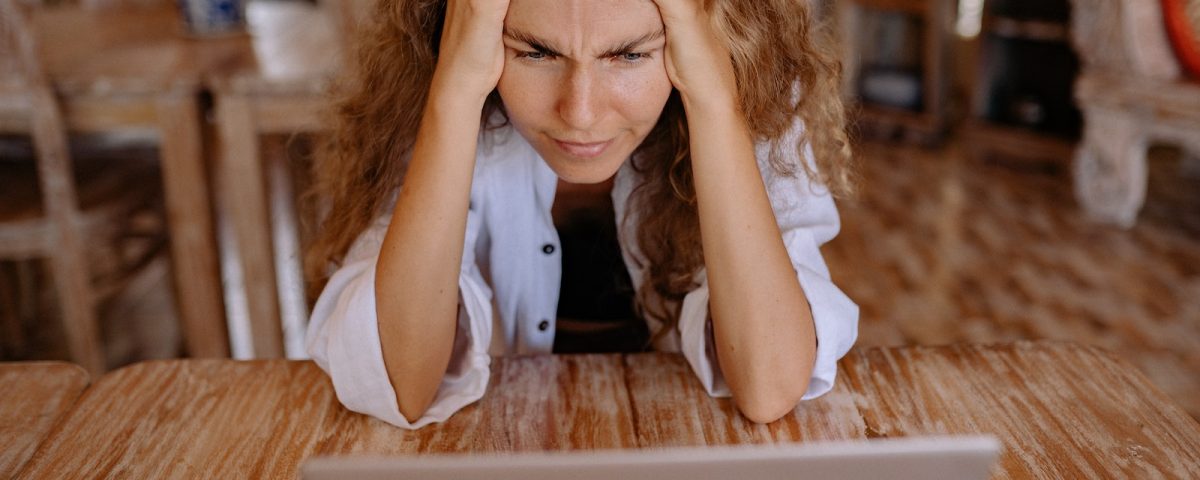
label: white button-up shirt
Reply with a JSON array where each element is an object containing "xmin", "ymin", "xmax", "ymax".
[{"xmin": 305, "ymin": 121, "xmax": 859, "ymax": 429}]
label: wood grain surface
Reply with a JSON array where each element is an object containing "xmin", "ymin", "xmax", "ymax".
[
  {"xmin": 309, "ymin": 354, "xmax": 637, "ymax": 456},
  {"xmin": 0, "ymin": 362, "xmax": 89, "ymax": 477},
  {"xmin": 623, "ymin": 353, "xmax": 867, "ymax": 447},
  {"xmin": 15, "ymin": 342, "xmax": 1200, "ymax": 479},
  {"xmin": 841, "ymin": 343, "xmax": 1200, "ymax": 479}
]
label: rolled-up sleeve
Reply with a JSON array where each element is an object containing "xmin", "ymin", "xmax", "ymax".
[
  {"xmin": 678, "ymin": 127, "xmax": 860, "ymax": 401},
  {"xmin": 305, "ymin": 209, "xmax": 494, "ymax": 429}
]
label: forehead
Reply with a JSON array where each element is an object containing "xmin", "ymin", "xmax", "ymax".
[{"xmin": 505, "ymin": 0, "xmax": 663, "ymax": 42}]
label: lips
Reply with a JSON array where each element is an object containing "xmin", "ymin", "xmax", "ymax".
[{"xmin": 553, "ymin": 138, "xmax": 613, "ymax": 158}]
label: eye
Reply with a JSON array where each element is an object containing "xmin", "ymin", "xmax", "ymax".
[
  {"xmin": 616, "ymin": 52, "xmax": 650, "ymax": 64},
  {"xmin": 517, "ymin": 51, "xmax": 554, "ymax": 62}
]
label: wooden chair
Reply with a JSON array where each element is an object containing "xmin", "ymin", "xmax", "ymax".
[
  {"xmin": 1069, "ymin": 0, "xmax": 1200, "ymax": 227},
  {"xmin": 209, "ymin": 0, "xmax": 369, "ymax": 358},
  {"xmin": 0, "ymin": 0, "xmax": 167, "ymax": 374}
]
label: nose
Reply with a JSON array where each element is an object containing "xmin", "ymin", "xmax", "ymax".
[{"xmin": 556, "ymin": 66, "xmax": 602, "ymax": 132}]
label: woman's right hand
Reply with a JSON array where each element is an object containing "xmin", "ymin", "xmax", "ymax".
[{"xmin": 430, "ymin": 0, "xmax": 511, "ymax": 106}]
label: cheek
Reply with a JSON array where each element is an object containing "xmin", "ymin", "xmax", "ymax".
[
  {"xmin": 609, "ymin": 67, "xmax": 673, "ymax": 128},
  {"xmin": 497, "ymin": 68, "xmax": 555, "ymax": 130}
]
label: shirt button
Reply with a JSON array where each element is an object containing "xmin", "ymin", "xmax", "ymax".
[
  {"xmin": 538, "ymin": 319, "xmax": 550, "ymax": 331},
  {"xmin": 542, "ymin": 244, "xmax": 556, "ymax": 255}
]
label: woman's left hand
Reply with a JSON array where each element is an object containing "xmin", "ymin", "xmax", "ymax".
[{"xmin": 650, "ymin": 0, "xmax": 739, "ymax": 107}]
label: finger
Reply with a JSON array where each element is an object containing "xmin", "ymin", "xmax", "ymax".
[{"xmin": 648, "ymin": 0, "xmax": 702, "ymax": 23}]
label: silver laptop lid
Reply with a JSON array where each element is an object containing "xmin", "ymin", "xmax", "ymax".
[{"xmin": 303, "ymin": 435, "xmax": 1000, "ymax": 480}]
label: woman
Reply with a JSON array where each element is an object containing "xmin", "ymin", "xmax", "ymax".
[{"xmin": 305, "ymin": 0, "xmax": 858, "ymax": 428}]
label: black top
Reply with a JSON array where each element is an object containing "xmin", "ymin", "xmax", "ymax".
[{"xmin": 551, "ymin": 197, "xmax": 649, "ymax": 354}]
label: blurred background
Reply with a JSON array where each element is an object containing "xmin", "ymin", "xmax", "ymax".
[{"xmin": 0, "ymin": 0, "xmax": 1197, "ymax": 419}]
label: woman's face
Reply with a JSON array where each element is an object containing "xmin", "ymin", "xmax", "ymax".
[{"xmin": 498, "ymin": 0, "xmax": 673, "ymax": 184}]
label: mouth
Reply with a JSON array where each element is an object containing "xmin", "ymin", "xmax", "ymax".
[{"xmin": 552, "ymin": 137, "xmax": 613, "ymax": 159}]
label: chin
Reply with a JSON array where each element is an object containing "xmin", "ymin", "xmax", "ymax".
[
  {"xmin": 532, "ymin": 141, "xmax": 631, "ymax": 185},
  {"xmin": 541, "ymin": 151, "xmax": 629, "ymax": 184}
]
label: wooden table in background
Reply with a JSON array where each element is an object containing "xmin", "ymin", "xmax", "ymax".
[
  {"xmin": 15, "ymin": 342, "xmax": 1200, "ymax": 479},
  {"xmin": 34, "ymin": 2, "xmax": 347, "ymax": 361},
  {"xmin": 32, "ymin": 4, "xmax": 236, "ymax": 359},
  {"xmin": 0, "ymin": 362, "xmax": 89, "ymax": 477}
]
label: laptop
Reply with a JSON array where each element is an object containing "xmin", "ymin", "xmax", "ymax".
[{"xmin": 302, "ymin": 435, "xmax": 1001, "ymax": 480}]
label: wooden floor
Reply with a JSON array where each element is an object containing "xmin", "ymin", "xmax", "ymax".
[
  {"xmin": 825, "ymin": 141, "xmax": 1200, "ymax": 419},
  {"xmin": 3, "ymin": 139, "xmax": 1197, "ymax": 419}
]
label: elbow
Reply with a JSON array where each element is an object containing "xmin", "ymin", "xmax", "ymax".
[
  {"xmin": 378, "ymin": 311, "xmax": 458, "ymax": 425},
  {"xmin": 395, "ymin": 384, "xmax": 436, "ymax": 424},
  {"xmin": 731, "ymin": 366, "xmax": 811, "ymax": 424},
  {"xmin": 735, "ymin": 383, "xmax": 807, "ymax": 424},
  {"xmin": 388, "ymin": 364, "xmax": 443, "ymax": 425},
  {"xmin": 398, "ymin": 402, "xmax": 428, "ymax": 425}
]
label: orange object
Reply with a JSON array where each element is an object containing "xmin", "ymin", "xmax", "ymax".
[{"xmin": 1163, "ymin": 0, "xmax": 1200, "ymax": 78}]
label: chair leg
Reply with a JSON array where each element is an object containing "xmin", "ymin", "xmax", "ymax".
[
  {"xmin": 0, "ymin": 262, "xmax": 25, "ymax": 357},
  {"xmin": 29, "ymin": 87, "xmax": 106, "ymax": 375},
  {"xmin": 1073, "ymin": 106, "xmax": 1149, "ymax": 228},
  {"xmin": 1181, "ymin": 142, "xmax": 1200, "ymax": 178},
  {"xmin": 268, "ymin": 138, "xmax": 308, "ymax": 358},
  {"xmin": 216, "ymin": 95, "xmax": 283, "ymax": 358},
  {"xmin": 47, "ymin": 241, "xmax": 105, "ymax": 375},
  {"xmin": 17, "ymin": 260, "xmax": 38, "ymax": 345}
]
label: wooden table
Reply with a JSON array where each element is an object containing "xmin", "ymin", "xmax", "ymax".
[
  {"xmin": 32, "ymin": 4, "xmax": 238, "ymax": 359},
  {"xmin": 0, "ymin": 362, "xmax": 89, "ymax": 477},
  {"xmin": 14, "ymin": 342, "xmax": 1200, "ymax": 479}
]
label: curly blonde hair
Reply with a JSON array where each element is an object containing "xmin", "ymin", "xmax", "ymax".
[{"xmin": 306, "ymin": 0, "xmax": 853, "ymax": 338}]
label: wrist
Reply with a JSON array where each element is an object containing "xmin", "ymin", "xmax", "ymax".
[
  {"xmin": 680, "ymin": 89, "xmax": 741, "ymax": 120},
  {"xmin": 425, "ymin": 82, "xmax": 490, "ymax": 126},
  {"xmin": 681, "ymin": 92, "xmax": 756, "ymax": 172},
  {"xmin": 681, "ymin": 90, "xmax": 749, "ymax": 137},
  {"xmin": 429, "ymin": 66, "xmax": 495, "ymax": 112}
]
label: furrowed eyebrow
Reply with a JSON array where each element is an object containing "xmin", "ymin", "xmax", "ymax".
[
  {"xmin": 503, "ymin": 27, "xmax": 665, "ymax": 59},
  {"xmin": 597, "ymin": 30, "xmax": 664, "ymax": 57},
  {"xmin": 503, "ymin": 28, "xmax": 565, "ymax": 57}
]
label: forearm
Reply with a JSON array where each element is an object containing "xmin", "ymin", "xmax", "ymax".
[
  {"xmin": 375, "ymin": 90, "xmax": 484, "ymax": 423},
  {"xmin": 684, "ymin": 95, "xmax": 816, "ymax": 423}
]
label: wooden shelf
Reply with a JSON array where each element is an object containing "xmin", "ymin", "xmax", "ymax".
[
  {"xmin": 854, "ymin": 103, "xmax": 944, "ymax": 145},
  {"xmin": 838, "ymin": 0, "xmax": 953, "ymax": 145},
  {"xmin": 847, "ymin": 0, "xmax": 927, "ymax": 15},
  {"xmin": 983, "ymin": 16, "xmax": 1070, "ymax": 42},
  {"xmin": 966, "ymin": 0, "xmax": 1081, "ymax": 163}
]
